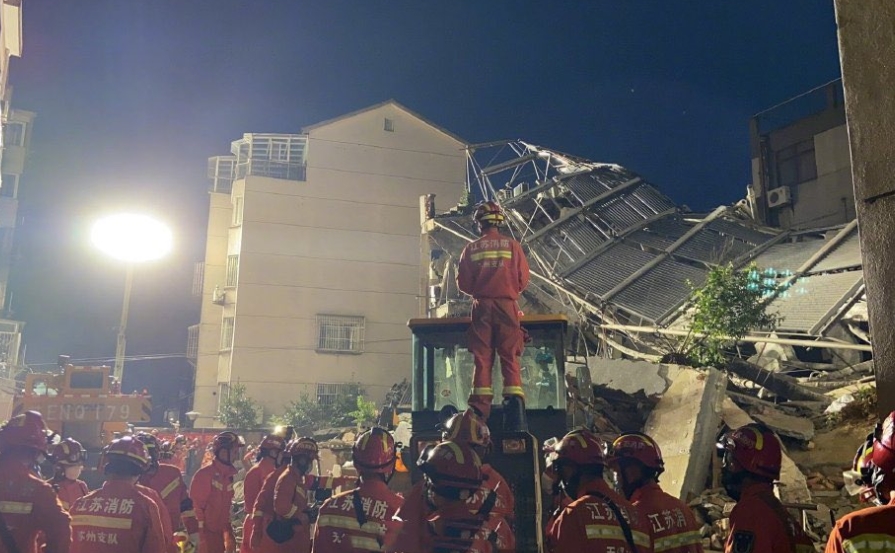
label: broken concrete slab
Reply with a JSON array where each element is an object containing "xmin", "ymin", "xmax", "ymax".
[
  {"xmin": 588, "ymin": 357, "xmax": 682, "ymax": 397},
  {"xmin": 643, "ymin": 367, "xmax": 726, "ymax": 502},
  {"xmin": 729, "ymin": 397, "xmax": 816, "ymax": 441}
]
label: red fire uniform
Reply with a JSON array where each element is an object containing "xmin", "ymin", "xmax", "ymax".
[
  {"xmin": 457, "ymin": 227, "xmax": 530, "ymax": 415},
  {"xmin": 631, "ymin": 482, "xmax": 702, "ymax": 553},
  {"xmin": 468, "ymin": 464, "xmax": 515, "ymax": 520},
  {"xmin": 272, "ymin": 467, "xmax": 313, "ymax": 553},
  {"xmin": 547, "ymin": 479, "xmax": 653, "ymax": 553},
  {"xmin": 140, "ymin": 463, "xmax": 199, "ymax": 539},
  {"xmin": 70, "ymin": 479, "xmax": 166, "ymax": 553},
  {"xmin": 825, "ymin": 497, "xmax": 895, "ymax": 553},
  {"xmin": 138, "ymin": 484, "xmax": 175, "ymax": 553},
  {"xmin": 388, "ymin": 499, "xmax": 512, "ymax": 553},
  {"xmin": 55, "ymin": 478, "xmax": 90, "ymax": 511},
  {"xmin": 0, "ymin": 457, "xmax": 71, "ymax": 553},
  {"xmin": 241, "ymin": 457, "xmax": 276, "ymax": 553},
  {"xmin": 190, "ymin": 459, "xmax": 238, "ymax": 553},
  {"xmin": 725, "ymin": 482, "xmax": 814, "ymax": 553},
  {"xmin": 249, "ymin": 465, "xmax": 291, "ymax": 553},
  {"xmin": 312, "ymin": 478, "xmax": 403, "ymax": 553}
]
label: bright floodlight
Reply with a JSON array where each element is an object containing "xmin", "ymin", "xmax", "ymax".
[{"xmin": 92, "ymin": 214, "xmax": 173, "ymax": 263}]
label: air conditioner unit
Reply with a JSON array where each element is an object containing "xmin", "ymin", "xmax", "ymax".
[
  {"xmin": 212, "ymin": 286, "xmax": 226, "ymax": 305},
  {"xmin": 767, "ymin": 187, "xmax": 792, "ymax": 208},
  {"xmin": 513, "ymin": 182, "xmax": 530, "ymax": 197},
  {"xmin": 496, "ymin": 189, "xmax": 512, "ymax": 202}
]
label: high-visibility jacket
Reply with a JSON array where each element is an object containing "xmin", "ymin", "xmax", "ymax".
[
  {"xmin": 824, "ymin": 498, "xmax": 895, "ymax": 553},
  {"xmin": 387, "ymin": 500, "xmax": 511, "ymax": 553},
  {"xmin": 458, "ymin": 227, "xmax": 530, "ymax": 300},
  {"xmin": 241, "ymin": 458, "xmax": 277, "ymax": 553},
  {"xmin": 70, "ymin": 479, "xmax": 166, "ymax": 553},
  {"xmin": 140, "ymin": 463, "xmax": 199, "ymax": 534},
  {"xmin": 248, "ymin": 464, "xmax": 290, "ymax": 553},
  {"xmin": 189, "ymin": 459, "xmax": 237, "ymax": 534},
  {"xmin": 272, "ymin": 466, "xmax": 312, "ymax": 553},
  {"xmin": 467, "ymin": 464, "xmax": 515, "ymax": 520},
  {"xmin": 630, "ymin": 482, "xmax": 702, "ymax": 553},
  {"xmin": 312, "ymin": 478, "xmax": 403, "ymax": 553},
  {"xmin": 725, "ymin": 483, "xmax": 814, "ymax": 553},
  {"xmin": 55, "ymin": 478, "xmax": 89, "ymax": 511},
  {"xmin": 546, "ymin": 479, "xmax": 653, "ymax": 553},
  {"xmin": 0, "ymin": 457, "xmax": 71, "ymax": 553},
  {"xmin": 137, "ymin": 484, "xmax": 175, "ymax": 553}
]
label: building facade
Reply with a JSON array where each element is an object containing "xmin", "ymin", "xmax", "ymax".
[
  {"xmin": 189, "ymin": 101, "xmax": 466, "ymax": 426},
  {"xmin": 748, "ymin": 79, "xmax": 853, "ymax": 230}
]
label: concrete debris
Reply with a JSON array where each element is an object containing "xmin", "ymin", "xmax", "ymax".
[
  {"xmin": 587, "ymin": 358, "xmax": 681, "ymax": 396},
  {"xmin": 748, "ymin": 405, "xmax": 816, "ymax": 441}
]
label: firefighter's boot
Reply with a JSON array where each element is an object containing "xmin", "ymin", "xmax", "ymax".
[{"xmin": 502, "ymin": 395, "xmax": 527, "ymax": 433}]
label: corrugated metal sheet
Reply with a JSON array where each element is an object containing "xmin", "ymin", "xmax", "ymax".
[
  {"xmin": 614, "ymin": 258, "xmax": 707, "ymax": 321},
  {"xmin": 707, "ymin": 219, "xmax": 775, "ymax": 245},
  {"xmin": 565, "ymin": 243, "xmax": 656, "ymax": 297},
  {"xmin": 752, "ymin": 239, "xmax": 826, "ymax": 273},
  {"xmin": 631, "ymin": 184, "xmax": 677, "ymax": 213},
  {"xmin": 565, "ymin": 174, "xmax": 612, "ymax": 203},
  {"xmin": 597, "ymin": 195, "xmax": 651, "ymax": 232},
  {"xmin": 629, "ymin": 229, "xmax": 677, "ymax": 251},
  {"xmin": 811, "ymin": 229, "xmax": 862, "ymax": 273},
  {"xmin": 675, "ymin": 230, "xmax": 751, "ymax": 264},
  {"xmin": 771, "ymin": 270, "xmax": 864, "ymax": 333}
]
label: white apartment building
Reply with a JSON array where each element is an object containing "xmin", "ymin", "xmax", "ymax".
[{"xmin": 188, "ymin": 101, "xmax": 466, "ymax": 426}]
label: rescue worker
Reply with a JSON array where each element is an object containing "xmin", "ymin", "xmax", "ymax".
[
  {"xmin": 271, "ymin": 437, "xmax": 319, "ymax": 553},
  {"xmin": 50, "ymin": 437, "xmax": 89, "ymax": 511},
  {"xmin": 825, "ymin": 411, "xmax": 895, "ymax": 553},
  {"xmin": 247, "ymin": 446, "xmax": 292, "ymax": 553},
  {"xmin": 607, "ymin": 432, "xmax": 702, "ymax": 553},
  {"xmin": 241, "ymin": 434, "xmax": 286, "ymax": 553},
  {"xmin": 546, "ymin": 428, "xmax": 652, "ymax": 553},
  {"xmin": 0, "ymin": 411, "xmax": 71, "ymax": 553},
  {"xmin": 190, "ymin": 431, "xmax": 244, "ymax": 553},
  {"xmin": 388, "ymin": 441, "xmax": 511, "ymax": 553},
  {"xmin": 717, "ymin": 424, "xmax": 813, "ymax": 553},
  {"xmin": 136, "ymin": 432, "xmax": 199, "ymax": 552},
  {"xmin": 313, "ymin": 427, "xmax": 403, "ymax": 552},
  {"xmin": 70, "ymin": 436, "xmax": 166, "ymax": 553},
  {"xmin": 457, "ymin": 200, "xmax": 530, "ymax": 428},
  {"xmin": 159, "ymin": 440, "xmax": 176, "ymax": 462}
]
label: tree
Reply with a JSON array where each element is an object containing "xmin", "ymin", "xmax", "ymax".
[
  {"xmin": 349, "ymin": 395, "xmax": 379, "ymax": 428},
  {"xmin": 217, "ymin": 383, "xmax": 260, "ymax": 430},
  {"xmin": 273, "ymin": 382, "xmax": 373, "ymax": 433}
]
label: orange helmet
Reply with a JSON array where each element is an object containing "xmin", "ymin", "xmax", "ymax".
[
  {"xmin": 213, "ymin": 432, "xmax": 245, "ymax": 455},
  {"xmin": 104, "ymin": 436, "xmax": 151, "ymax": 472},
  {"xmin": 353, "ymin": 427, "xmax": 396, "ymax": 473},
  {"xmin": 553, "ymin": 429, "xmax": 606, "ymax": 467},
  {"xmin": 0, "ymin": 411, "xmax": 52, "ymax": 453},
  {"xmin": 441, "ymin": 410, "xmax": 491, "ymax": 448},
  {"xmin": 608, "ymin": 432, "xmax": 664, "ymax": 474},
  {"xmin": 872, "ymin": 411, "xmax": 895, "ymax": 474},
  {"xmin": 418, "ymin": 441, "xmax": 482, "ymax": 496},
  {"xmin": 473, "ymin": 201, "xmax": 505, "ymax": 227},
  {"xmin": 286, "ymin": 437, "xmax": 318, "ymax": 459},
  {"xmin": 52, "ymin": 437, "xmax": 86, "ymax": 466},
  {"xmin": 717, "ymin": 424, "xmax": 782, "ymax": 480}
]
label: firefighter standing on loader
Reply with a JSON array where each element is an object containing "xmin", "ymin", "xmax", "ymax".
[
  {"xmin": 825, "ymin": 411, "xmax": 895, "ymax": 553},
  {"xmin": 313, "ymin": 427, "xmax": 403, "ymax": 553},
  {"xmin": 190, "ymin": 432, "xmax": 244, "ymax": 553},
  {"xmin": 607, "ymin": 432, "xmax": 702, "ymax": 553},
  {"xmin": 457, "ymin": 201, "xmax": 530, "ymax": 429},
  {"xmin": 0, "ymin": 411, "xmax": 71, "ymax": 553},
  {"xmin": 240, "ymin": 434, "xmax": 286, "ymax": 553},
  {"xmin": 717, "ymin": 424, "xmax": 813, "ymax": 553},
  {"xmin": 50, "ymin": 437, "xmax": 89, "ymax": 511}
]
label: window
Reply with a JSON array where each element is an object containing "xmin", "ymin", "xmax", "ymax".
[
  {"xmin": 0, "ymin": 174, "xmax": 18, "ymax": 198},
  {"xmin": 384, "ymin": 118, "xmax": 395, "ymax": 132},
  {"xmin": 2, "ymin": 122, "xmax": 25, "ymax": 147},
  {"xmin": 776, "ymin": 138, "xmax": 817, "ymax": 187},
  {"xmin": 232, "ymin": 196, "xmax": 244, "ymax": 226},
  {"xmin": 316, "ymin": 382, "xmax": 355, "ymax": 406},
  {"xmin": 221, "ymin": 317, "xmax": 235, "ymax": 350},
  {"xmin": 316, "ymin": 314, "xmax": 365, "ymax": 353},
  {"xmin": 226, "ymin": 255, "xmax": 239, "ymax": 287}
]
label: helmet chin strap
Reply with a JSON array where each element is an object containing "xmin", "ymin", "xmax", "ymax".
[{"xmin": 560, "ymin": 471, "xmax": 582, "ymax": 500}]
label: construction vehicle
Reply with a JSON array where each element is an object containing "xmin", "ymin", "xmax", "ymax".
[{"xmin": 407, "ymin": 314, "xmax": 569, "ymax": 553}]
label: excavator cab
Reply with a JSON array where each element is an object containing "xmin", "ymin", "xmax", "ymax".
[{"xmin": 407, "ymin": 314, "xmax": 568, "ymax": 553}]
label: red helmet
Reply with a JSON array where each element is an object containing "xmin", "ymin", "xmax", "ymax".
[
  {"xmin": 159, "ymin": 440, "xmax": 175, "ymax": 460},
  {"xmin": 105, "ymin": 436, "xmax": 151, "ymax": 471},
  {"xmin": 441, "ymin": 410, "xmax": 491, "ymax": 448},
  {"xmin": 135, "ymin": 432, "xmax": 160, "ymax": 462},
  {"xmin": 418, "ymin": 441, "xmax": 482, "ymax": 493},
  {"xmin": 0, "ymin": 411, "xmax": 52, "ymax": 453},
  {"xmin": 286, "ymin": 437, "xmax": 318, "ymax": 459},
  {"xmin": 608, "ymin": 432, "xmax": 664, "ymax": 473},
  {"xmin": 553, "ymin": 429, "xmax": 606, "ymax": 467},
  {"xmin": 213, "ymin": 432, "xmax": 245, "ymax": 454},
  {"xmin": 258, "ymin": 434, "xmax": 287, "ymax": 453},
  {"xmin": 52, "ymin": 437, "xmax": 86, "ymax": 466},
  {"xmin": 717, "ymin": 424, "xmax": 782, "ymax": 480},
  {"xmin": 473, "ymin": 201, "xmax": 505, "ymax": 227},
  {"xmin": 872, "ymin": 411, "xmax": 895, "ymax": 473},
  {"xmin": 353, "ymin": 427, "xmax": 396, "ymax": 473}
]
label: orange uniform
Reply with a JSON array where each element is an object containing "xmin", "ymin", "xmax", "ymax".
[
  {"xmin": 140, "ymin": 463, "xmax": 199, "ymax": 535},
  {"xmin": 249, "ymin": 465, "xmax": 290, "ymax": 553},
  {"xmin": 137, "ymin": 484, "xmax": 175, "ymax": 553},
  {"xmin": 457, "ymin": 227, "xmax": 530, "ymax": 411},
  {"xmin": 312, "ymin": 478, "xmax": 403, "ymax": 553},
  {"xmin": 631, "ymin": 482, "xmax": 702, "ymax": 553},
  {"xmin": 388, "ymin": 499, "xmax": 511, "ymax": 553},
  {"xmin": 725, "ymin": 483, "xmax": 814, "ymax": 553},
  {"xmin": 547, "ymin": 479, "xmax": 653, "ymax": 553},
  {"xmin": 55, "ymin": 478, "xmax": 89, "ymax": 511},
  {"xmin": 70, "ymin": 479, "xmax": 166, "ymax": 553},
  {"xmin": 272, "ymin": 467, "xmax": 312, "ymax": 553},
  {"xmin": 0, "ymin": 458, "xmax": 71, "ymax": 553},
  {"xmin": 468, "ymin": 464, "xmax": 515, "ymax": 520},
  {"xmin": 241, "ymin": 457, "xmax": 277, "ymax": 553},
  {"xmin": 825, "ymin": 497, "xmax": 895, "ymax": 553},
  {"xmin": 189, "ymin": 459, "xmax": 238, "ymax": 553}
]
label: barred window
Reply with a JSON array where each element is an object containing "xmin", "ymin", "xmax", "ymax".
[
  {"xmin": 316, "ymin": 314, "xmax": 364, "ymax": 354},
  {"xmin": 316, "ymin": 383, "xmax": 355, "ymax": 406},
  {"xmin": 226, "ymin": 255, "xmax": 239, "ymax": 287},
  {"xmin": 221, "ymin": 316, "xmax": 235, "ymax": 351}
]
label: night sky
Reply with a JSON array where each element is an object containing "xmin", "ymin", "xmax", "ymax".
[{"xmin": 6, "ymin": 1, "xmax": 842, "ymax": 420}]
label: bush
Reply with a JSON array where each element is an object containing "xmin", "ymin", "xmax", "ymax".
[{"xmin": 273, "ymin": 383, "xmax": 376, "ymax": 433}]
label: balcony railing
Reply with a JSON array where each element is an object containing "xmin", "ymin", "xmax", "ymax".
[{"xmin": 186, "ymin": 325, "xmax": 199, "ymax": 366}]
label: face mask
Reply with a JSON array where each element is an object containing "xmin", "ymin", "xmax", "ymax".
[
  {"xmin": 721, "ymin": 469, "xmax": 746, "ymax": 501},
  {"xmin": 64, "ymin": 465, "xmax": 83, "ymax": 480}
]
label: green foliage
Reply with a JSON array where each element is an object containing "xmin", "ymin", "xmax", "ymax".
[
  {"xmin": 273, "ymin": 383, "xmax": 373, "ymax": 433},
  {"xmin": 349, "ymin": 395, "xmax": 379, "ymax": 428},
  {"xmin": 675, "ymin": 263, "xmax": 783, "ymax": 367},
  {"xmin": 217, "ymin": 383, "xmax": 259, "ymax": 430}
]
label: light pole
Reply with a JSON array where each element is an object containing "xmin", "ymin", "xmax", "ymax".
[{"xmin": 91, "ymin": 214, "xmax": 172, "ymax": 383}]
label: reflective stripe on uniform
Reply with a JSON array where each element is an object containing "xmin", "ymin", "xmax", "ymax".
[
  {"xmin": 350, "ymin": 535, "xmax": 383, "ymax": 551},
  {"xmin": 842, "ymin": 534, "xmax": 895, "ymax": 553},
  {"xmin": 160, "ymin": 478, "xmax": 180, "ymax": 499},
  {"xmin": 502, "ymin": 386, "xmax": 525, "ymax": 396},
  {"xmin": 285, "ymin": 505, "xmax": 298, "ymax": 518},
  {"xmin": 252, "ymin": 510, "xmax": 264, "ymax": 518},
  {"xmin": 211, "ymin": 481, "xmax": 223, "ymax": 490},
  {"xmin": 72, "ymin": 514, "xmax": 133, "ymax": 529},
  {"xmin": 317, "ymin": 514, "xmax": 384, "ymax": 533},
  {"xmin": 654, "ymin": 530, "xmax": 702, "ymax": 552},
  {"xmin": 472, "ymin": 387, "xmax": 493, "ymax": 396},
  {"xmin": 585, "ymin": 525, "xmax": 651, "ymax": 548},
  {"xmin": 470, "ymin": 251, "xmax": 512, "ymax": 262},
  {"xmin": 0, "ymin": 501, "xmax": 32, "ymax": 515}
]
